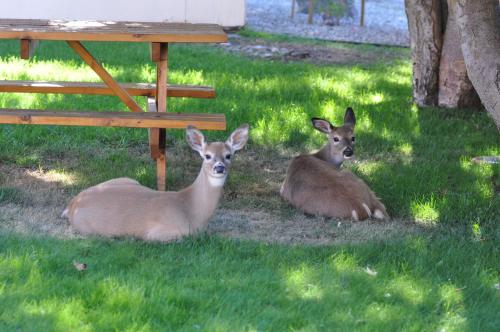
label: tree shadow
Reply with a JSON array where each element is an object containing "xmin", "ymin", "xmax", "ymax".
[{"xmin": 0, "ymin": 232, "xmax": 497, "ymax": 330}]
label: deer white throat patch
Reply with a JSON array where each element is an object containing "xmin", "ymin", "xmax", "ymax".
[{"xmin": 208, "ymin": 175, "xmax": 227, "ymax": 187}]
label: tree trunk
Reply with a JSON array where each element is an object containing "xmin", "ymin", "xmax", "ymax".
[
  {"xmin": 452, "ymin": 0, "xmax": 500, "ymax": 128},
  {"xmin": 308, "ymin": 0, "xmax": 314, "ymax": 24},
  {"xmin": 405, "ymin": 0, "xmax": 443, "ymax": 106},
  {"xmin": 438, "ymin": 0, "xmax": 481, "ymax": 108}
]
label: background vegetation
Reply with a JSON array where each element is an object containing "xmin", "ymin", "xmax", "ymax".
[{"xmin": 0, "ymin": 33, "xmax": 498, "ymax": 331}]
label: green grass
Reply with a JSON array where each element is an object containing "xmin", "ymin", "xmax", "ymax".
[
  {"xmin": 0, "ymin": 35, "xmax": 499, "ymax": 331},
  {"xmin": 1, "ymin": 231, "xmax": 499, "ymax": 331}
]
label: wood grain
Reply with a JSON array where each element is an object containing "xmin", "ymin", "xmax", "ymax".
[
  {"xmin": 0, "ymin": 80, "xmax": 216, "ymax": 98},
  {"xmin": 0, "ymin": 19, "xmax": 227, "ymax": 43},
  {"xmin": 20, "ymin": 39, "xmax": 39, "ymax": 59},
  {"xmin": 148, "ymin": 97, "xmax": 162, "ymax": 160},
  {"xmin": 153, "ymin": 43, "xmax": 168, "ymax": 191},
  {"xmin": 67, "ymin": 40, "xmax": 143, "ymax": 113},
  {"xmin": 0, "ymin": 109, "xmax": 226, "ymax": 130}
]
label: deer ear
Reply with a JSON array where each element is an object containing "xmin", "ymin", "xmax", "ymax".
[
  {"xmin": 226, "ymin": 124, "xmax": 249, "ymax": 153},
  {"xmin": 344, "ymin": 107, "xmax": 356, "ymax": 128},
  {"xmin": 311, "ymin": 118, "xmax": 333, "ymax": 133},
  {"xmin": 186, "ymin": 125, "xmax": 206, "ymax": 156}
]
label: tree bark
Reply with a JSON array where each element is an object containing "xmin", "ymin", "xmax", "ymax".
[
  {"xmin": 451, "ymin": 0, "xmax": 500, "ymax": 128},
  {"xmin": 308, "ymin": 0, "xmax": 314, "ymax": 24},
  {"xmin": 438, "ymin": 0, "xmax": 481, "ymax": 108},
  {"xmin": 405, "ymin": 0, "xmax": 443, "ymax": 106}
]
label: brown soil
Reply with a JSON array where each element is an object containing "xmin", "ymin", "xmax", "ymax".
[
  {"xmin": 219, "ymin": 35, "xmax": 408, "ymax": 66},
  {"xmin": 0, "ymin": 147, "xmax": 424, "ymax": 245}
]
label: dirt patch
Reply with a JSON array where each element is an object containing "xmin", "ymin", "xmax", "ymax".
[
  {"xmin": 218, "ymin": 35, "xmax": 408, "ymax": 66},
  {"xmin": 0, "ymin": 147, "xmax": 424, "ymax": 245},
  {"xmin": 209, "ymin": 209, "xmax": 422, "ymax": 245},
  {"xmin": 0, "ymin": 166, "xmax": 78, "ymax": 239}
]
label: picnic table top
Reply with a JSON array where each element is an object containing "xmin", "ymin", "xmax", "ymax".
[{"xmin": 0, "ymin": 18, "xmax": 227, "ymax": 43}]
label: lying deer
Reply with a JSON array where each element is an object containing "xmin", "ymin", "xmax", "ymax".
[
  {"xmin": 62, "ymin": 124, "xmax": 249, "ymax": 242},
  {"xmin": 280, "ymin": 108, "xmax": 388, "ymax": 221}
]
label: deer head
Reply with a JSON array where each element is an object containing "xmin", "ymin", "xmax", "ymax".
[
  {"xmin": 186, "ymin": 124, "xmax": 249, "ymax": 187},
  {"xmin": 311, "ymin": 107, "xmax": 356, "ymax": 168}
]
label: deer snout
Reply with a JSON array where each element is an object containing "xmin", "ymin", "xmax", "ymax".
[
  {"xmin": 343, "ymin": 147, "xmax": 354, "ymax": 158},
  {"xmin": 213, "ymin": 163, "xmax": 226, "ymax": 174}
]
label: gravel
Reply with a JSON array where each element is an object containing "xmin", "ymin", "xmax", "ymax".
[{"xmin": 246, "ymin": 0, "xmax": 409, "ymax": 47}]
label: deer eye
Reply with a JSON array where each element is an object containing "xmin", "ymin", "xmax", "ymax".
[
  {"xmin": 225, "ymin": 154, "xmax": 231, "ymax": 160},
  {"xmin": 333, "ymin": 137, "xmax": 340, "ymax": 142},
  {"xmin": 351, "ymin": 137, "xmax": 355, "ymax": 142},
  {"xmin": 205, "ymin": 154, "xmax": 212, "ymax": 160}
]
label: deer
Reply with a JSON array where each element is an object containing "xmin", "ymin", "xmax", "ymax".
[
  {"xmin": 62, "ymin": 124, "xmax": 249, "ymax": 242},
  {"xmin": 280, "ymin": 107, "xmax": 388, "ymax": 221}
]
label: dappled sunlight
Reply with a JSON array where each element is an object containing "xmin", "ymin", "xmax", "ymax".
[
  {"xmin": 0, "ymin": 32, "xmax": 498, "ymax": 330},
  {"xmin": 378, "ymin": 62, "xmax": 412, "ymax": 87},
  {"xmin": 97, "ymin": 278, "xmax": 146, "ymax": 312},
  {"xmin": 436, "ymin": 284, "xmax": 467, "ymax": 331},
  {"xmin": 330, "ymin": 250, "xmax": 359, "ymax": 271},
  {"xmin": 27, "ymin": 169, "xmax": 76, "ymax": 186},
  {"xmin": 0, "ymin": 59, "xmax": 100, "ymax": 81},
  {"xmin": 21, "ymin": 298, "xmax": 91, "ymax": 331},
  {"xmin": 0, "ymin": 93, "xmax": 39, "ymax": 108},
  {"xmin": 134, "ymin": 166, "xmax": 150, "ymax": 182},
  {"xmin": 170, "ymin": 70, "xmax": 207, "ymax": 86},
  {"xmin": 253, "ymin": 104, "xmax": 309, "ymax": 145},
  {"xmin": 285, "ymin": 264, "xmax": 324, "ymax": 300},
  {"xmin": 317, "ymin": 99, "xmax": 338, "ymax": 118},
  {"xmin": 1, "ymin": 232, "xmax": 498, "ymax": 330},
  {"xmin": 386, "ymin": 276, "xmax": 426, "ymax": 306},
  {"xmin": 397, "ymin": 142, "xmax": 413, "ymax": 157},
  {"xmin": 309, "ymin": 71, "xmax": 357, "ymax": 100},
  {"xmin": 410, "ymin": 195, "xmax": 440, "ymax": 224},
  {"xmin": 459, "ymin": 158, "xmax": 494, "ymax": 197},
  {"xmin": 354, "ymin": 160, "xmax": 387, "ymax": 177},
  {"xmin": 366, "ymin": 92, "xmax": 385, "ymax": 105}
]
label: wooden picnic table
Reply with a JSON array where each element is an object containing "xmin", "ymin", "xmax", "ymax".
[{"xmin": 0, "ymin": 19, "xmax": 228, "ymax": 190}]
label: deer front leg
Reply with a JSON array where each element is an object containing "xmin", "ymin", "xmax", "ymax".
[{"xmin": 144, "ymin": 223, "xmax": 189, "ymax": 242}]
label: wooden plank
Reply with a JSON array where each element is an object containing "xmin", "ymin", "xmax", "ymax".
[
  {"xmin": 155, "ymin": 43, "xmax": 169, "ymax": 114},
  {"xmin": 0, "ymin": 19, "xmax": 227, "ymax": 43},
  {"xmin": 150, "ymin": 43, "xmax": 168, "ymax": 62},
  {"xmin": 67, "ymin": 40, "xmax": 143, "ymax": 113},
  {"xmin": 0, "ymin": 80, "xmax": 216, "ymax": 98},
  {"xmin": 154, "ymin": 43, "xmax": 168, "ymax": 191},
  {"xmin": 148, "ymin": 97, "xmax": 162, "ymax": 159},
  {"xmin": 156, "ymin": 153, "xmax": 167, "ymax": 191},
  {"xmin": 20, "ymin": 39, "xmax": 39, "ymax": 59},
  {"xmin": 0, "ymin": 109, "xmax": 226, "ymax": 130}
]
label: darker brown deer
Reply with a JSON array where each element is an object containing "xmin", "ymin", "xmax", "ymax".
[{"xmin": 280, "ymin": 107, "xmax": 388, "ymax": 221}]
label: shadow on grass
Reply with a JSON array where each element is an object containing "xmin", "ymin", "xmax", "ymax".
[
  {"xmin": 0, "ymin": 232, "xmax": 498, "ymax": 331},
  {"xmin": 1, "ymin": 40, "xmax": 498, "ymax": 230}
]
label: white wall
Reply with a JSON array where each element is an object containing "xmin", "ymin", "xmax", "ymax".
[{"xmin": 1, "ymin": 0, "xmax": 245, "ymax": 27}]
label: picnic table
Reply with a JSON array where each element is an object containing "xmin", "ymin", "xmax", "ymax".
[{"xmin": 0, "ymin": 19, "xmax": 228, "ymax": 190}]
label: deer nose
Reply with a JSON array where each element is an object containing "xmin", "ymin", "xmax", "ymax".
[
  {"xmin": 214, "ymin": 164, "xmax": 226, "ymax": 174},
  {"xmin": 344, "ymin": 147, "xmax": 354, "ymax": 157}
]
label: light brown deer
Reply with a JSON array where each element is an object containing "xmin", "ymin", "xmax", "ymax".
[
  {"xmin": 62, "ymin": 124, "xmax": 249, "ymax": 242},
  {"xmin": 280, "ymin": 108, "xmax": 388, "ymax": 221}
]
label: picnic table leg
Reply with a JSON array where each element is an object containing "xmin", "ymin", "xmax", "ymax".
[{"xmin": 150, "ymin": 42, "xmax": 168, "ymax": 191}]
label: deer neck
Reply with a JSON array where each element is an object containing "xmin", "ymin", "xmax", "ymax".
[
  {"xmin": 313, "ymin": 144, "xmax": 343, "ymax": 169},
  {"xmin": 179, "ymin": 169, "xmax": 225, "ymax": 231}
]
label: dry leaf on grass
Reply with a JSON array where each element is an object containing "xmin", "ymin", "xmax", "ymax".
[
  {"xmin": 364, "ymin": 266, "xmax": 378, "ymax": 276},
  {"xmin": 73, "ymin": 261, "xmax": 87, "ymax": 271}
]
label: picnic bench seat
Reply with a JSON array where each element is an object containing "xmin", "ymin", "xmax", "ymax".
[
  {"xmin": 0, "ymin": 81, "xmax": 216, "ymax": 98},
  {"xmin": 0, "ymin": 19, "xmax": 228, "ymax": 190},
  {"xmin": 0, "ymin": 109, "xmax": 225, "ymax": 130}
]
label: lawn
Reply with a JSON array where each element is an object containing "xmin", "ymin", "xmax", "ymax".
[{"xmin": 0, "ymin": 32, "xmax": 499, "ymax": 331}]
